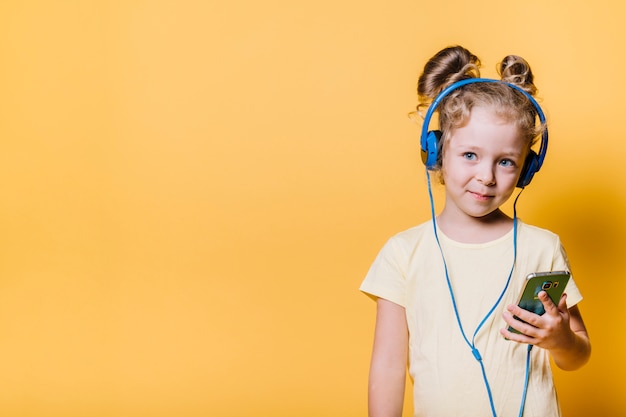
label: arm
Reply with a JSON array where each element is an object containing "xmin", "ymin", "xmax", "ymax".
[
  {"xmin": 501, "ymin": 292, "xmax": 591, "ymax": 370},
  {"xmin": 368, "ymin": 298, "xmax": 409, "ymax": 417}
]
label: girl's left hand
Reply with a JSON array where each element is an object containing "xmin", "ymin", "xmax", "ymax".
[{"xmin": 500, "ymin": 292, "xmax": 575, "ymax": 351}]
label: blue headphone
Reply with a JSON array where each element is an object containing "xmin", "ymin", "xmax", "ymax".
[{"xmin": 420, "ymin": 78, "xmax": 548, "ymax": 188}]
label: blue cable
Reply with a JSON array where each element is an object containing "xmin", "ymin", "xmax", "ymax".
[
  {"xmin": 519, "ymin": 344, "xmax": 534, "ymax": 417},
  {"xmin": 426, "ymin": 169, "xmax": 532, "ymax": 417}
]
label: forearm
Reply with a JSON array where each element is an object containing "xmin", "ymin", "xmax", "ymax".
[
  {"xmin": 368, "ymin": 298, "xmax": 409, "ymax": 417},
  {"xmin": 550, "ymin": 329, "xmax": 591, "ymax": 371},
  {"xmin": 368, "ymin": 363, "xmax": 406, "ymax": 417},
  {"xmin": 550, "ymin": 305, "xmax": 591, "ymax": 371}
]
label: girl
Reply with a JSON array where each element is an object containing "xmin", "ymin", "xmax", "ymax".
[{"xmin": 360, "ymin": 46, "xmax": 591, "ymax": 417}]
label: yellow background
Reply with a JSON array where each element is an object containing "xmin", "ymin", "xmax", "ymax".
[{"xmin": 0, "ymin": 1, "xmax": 624, "ymax": 416}]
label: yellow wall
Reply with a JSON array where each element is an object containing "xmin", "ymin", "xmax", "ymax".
[{"xmin": 0, "ymin": 1, "xmax": 624, "ymax": 416}]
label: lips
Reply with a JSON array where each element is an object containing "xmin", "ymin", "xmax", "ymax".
[{"xmin": 469, "ymin": 191, "xmax": 493, "ymax": 201}]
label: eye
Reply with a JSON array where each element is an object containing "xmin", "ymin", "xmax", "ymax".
[
  {"xmin": 499, "ymin": 159, "xmax": 515, "ymax": 167},
  {"xmin": 463, "ymin": 152, "xmax": 477, "ymax": 161}
]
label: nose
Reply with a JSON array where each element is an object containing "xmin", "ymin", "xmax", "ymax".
[{"xmin": 476, "ymin": 163, "xmax": 496, "ymax": 186}]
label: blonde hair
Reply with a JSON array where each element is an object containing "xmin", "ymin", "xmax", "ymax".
[{"xmin": 413, "ymin": 45, "xmax": 545, "ymax": 171}]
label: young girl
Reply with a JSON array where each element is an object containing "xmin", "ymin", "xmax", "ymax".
[{"xmin": 360, "ymin": 46, "xmax": 591, "ymax": 417}]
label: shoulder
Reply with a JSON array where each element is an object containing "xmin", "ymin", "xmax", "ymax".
[
  {"xmin": 518, "ymin": 220, "xmax": 562, "ymax": 245},
  {"xmin": 380, "ymin": 221, "xmax": 435, "ymax": 255},
  {"xmin": 517, "ymin": 220, "xmax": 570, "ymax": 266},
  {"xmin": 373, "ymin": 221, "xmax": 435, "ymax": 264},
  {"xmin": 361, "ymin": 221, "xmax": 435, "ymax": 305},
  {"xmin": 389, "ymin": 221, "xmax": 433, "ymax": 244}
]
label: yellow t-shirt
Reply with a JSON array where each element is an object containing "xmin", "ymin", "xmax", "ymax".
[{"xmin": 361, "ymin": 220, "xmax": 582, "ymax": 417}]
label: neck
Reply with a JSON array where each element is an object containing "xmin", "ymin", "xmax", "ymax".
[{"xmin": 437, "ymin": 209, "xmax": 513, "ymax": 244}]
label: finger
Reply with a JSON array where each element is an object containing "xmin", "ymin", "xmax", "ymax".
[
  {"xmin": 506, "ymin": 303, "xmax": 541, "ymax": 327},
  {"xmin": 502, "ymin": 309, "xmax": 537, "ymax": 337},
  {"xmin": 538, "ymin": 290, "xmax": 559, "ymax": 315},
  {"xmin": 500, "ymin": 320, "xmax": 535, "ymax": 344},
  {"xmin": 557, "ymin": 292, "xmax": 568, "ymax": 311}
]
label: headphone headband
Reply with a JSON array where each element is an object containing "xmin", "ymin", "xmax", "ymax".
[{"xmin": 419, "ymin": 78, "xmax": 548, "ymax": 188}]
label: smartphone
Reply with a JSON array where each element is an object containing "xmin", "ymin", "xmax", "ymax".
[{"xmin": 508, "ymin": 270, "xmax": 571, "ymax": 334}]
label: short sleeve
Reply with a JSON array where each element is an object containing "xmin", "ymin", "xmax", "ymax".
[
  {"xmin": 551, "ymin": 238, "xmax": 583, "ymax": 307},
  {"xmin": 360, "ymin": 237, "xmax": 407, "ymax": 307}
]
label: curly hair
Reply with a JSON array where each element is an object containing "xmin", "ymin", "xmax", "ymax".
[{"xmin": 414, "ymin": 45, "xmax": 545, "ymax": 171}]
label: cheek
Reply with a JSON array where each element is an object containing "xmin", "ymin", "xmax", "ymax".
[
  {"xmin": 440, "ymin": 164, "xmax": 461, "ymax": 186},
  {"xmin": 500, "ymin": 171, "xmax": 522, "ymax": 189}
]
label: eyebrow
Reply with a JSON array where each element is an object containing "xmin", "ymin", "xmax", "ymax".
[{"xmin": 453, "ymin": 144, "xmax": 524, "ymax": 158}]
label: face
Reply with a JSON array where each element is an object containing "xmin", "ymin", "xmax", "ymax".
[{"xmin": 440, "ymin": 106, "xmax": 528, "ymax": 222}]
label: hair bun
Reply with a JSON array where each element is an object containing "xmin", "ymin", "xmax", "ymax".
[
  {"xmin": 417, "ymin": 45, "xmax": 481, "ymax": 103},
  {"xmin": 498, "ymin": 55, "xmax": 537, "ymax": 95}
]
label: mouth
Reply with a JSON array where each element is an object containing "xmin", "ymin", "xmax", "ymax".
[{"xmin": 469, "ymin": 191, "xmax": 494, "ymax": 201}]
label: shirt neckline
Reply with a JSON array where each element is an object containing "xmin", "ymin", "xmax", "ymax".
[{"xmin": 435, "ymin": 220, "xmax": 520, "ymax": 249}]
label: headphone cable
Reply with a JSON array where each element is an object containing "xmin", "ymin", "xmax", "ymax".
[{"xmin": 426, "ymin": 170, "xmax": 532, "ymax": 417}]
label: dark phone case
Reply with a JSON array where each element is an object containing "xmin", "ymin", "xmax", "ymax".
[{"xmin": 508, "ymin": 271, "xmax": 571, "ymax": 334}]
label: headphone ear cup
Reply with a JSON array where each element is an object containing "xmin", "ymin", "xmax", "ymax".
[
  {"xmin": 517, "ymin": 150, "xmax": 540, "ymax": 188},
  {"xmin": 421, "ymin": 130, "xmax": 442, "ymax": 169}
]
